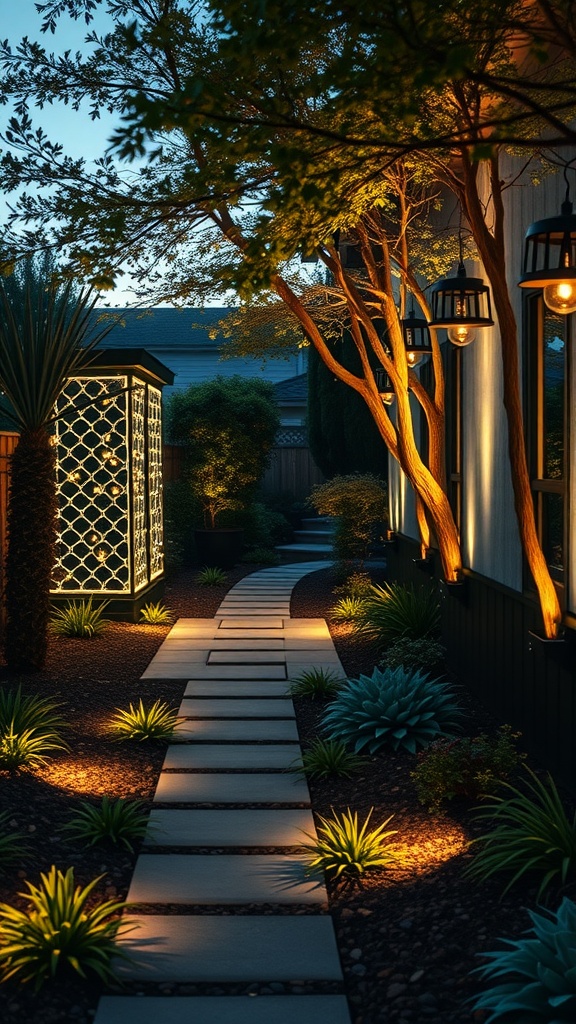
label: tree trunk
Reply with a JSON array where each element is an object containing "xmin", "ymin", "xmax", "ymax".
[{"xmin": 4, "ymin": 428, "xmax": 57, "ymax": 670}]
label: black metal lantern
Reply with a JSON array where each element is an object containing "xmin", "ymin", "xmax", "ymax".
[
  {"xmin": 518, "ymin": 194, "xmax": 576, "ymax": 315},
  {"xmin": 401, "ymin": 308, "xmax": 433, "ymax": 366},
  {"xmin": 430, "ymin": 262, "xmax": 493, "ymax": 347},
  {"xmin": 374, "ymin": 366, "xmax": 395, "ymax": 405}
]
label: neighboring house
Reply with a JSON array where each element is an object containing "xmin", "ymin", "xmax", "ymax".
[{"xmin": 387, "ymin": 158, "xmax": 576, "ymax": 791}]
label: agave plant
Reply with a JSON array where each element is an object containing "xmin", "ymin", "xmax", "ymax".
[
  {"xmin": 49, "ymin": 597, "xmax": 110, "ymax": 637},
  {"xmin": 356, "ymin": 581, "xmax": 441, "ymax": 647},
  {"xmin": 302, "ymin": 807, "xmax": 404, "ymax": 881},
  {"xmin": 470, "ymin": 897, "xmax": 576, "ymax": 1022},
  {"xmin": 0, "ymin": 811, "xmax": 30, "ymax": 871},
  {"xmin": 108, "ymin": 699, "xmax": 182, "ymax": 741},
  {"xmin": 465, "ymin": 767, "xmax": 576, "ymax": 898},
  {"xmin": 61, "ymin": 796, "xmax": 150, "ymax": 852},
  {"xmin": 0, "ymin": 865, "xmax": 133, "ymax": 989},
  {"xmin": 139, "ymin": 601, "xmax": 175, "ymax": 625},
  {"xmin": 293, "ymin": 738, "xmax": 367, "ymax": 779},
  {"xmin": 0, "ymin": 687, "xmax": 69, "ymax": 770},
  {"xmin": 289, "ymin": 667, "xmax": 344, "ymax": 699},
  {"xmin": 322, "ymin": 665, "xmax": 462, "ymax": 755},
  {"xmin": 195, "ymin": 565, "xmax": 227, "ymax": 585}
]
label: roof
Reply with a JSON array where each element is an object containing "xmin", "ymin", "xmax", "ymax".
[
  {"xmin": 89, "ymin": 348, "xmax": 175, "ymax": 387},
  {"xmin": 273, "ymin": 373, "xmax": 308, "ymax": 404},
  {"xmin": 92, "ymin": 307, "xmax": 236, "ymax": 350}
]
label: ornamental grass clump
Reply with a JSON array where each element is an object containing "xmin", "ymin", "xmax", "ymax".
[
  {"xmin": 0, "ymin": 866, "xmax": 132, "ymax": 990},
  {"xmin": 289, "ymin": 667, "xmax": 344, "ymax": 700},
  {"xmin": 195, "ymin": 565, "xmax": 227, "ymax": 585},
  {"xmin": 356, "ymin": 581, "xmax": 441, "ymax": 648},
  {"xmin": 49, "ymin": 597, "xmax": 110, "ymax": 638},
  {"xmin": 331, "ymin": 595, "xmax": 368, "ymax": 622},
  {"xmin": 108, "ymin": 699, "xmax": 182, "ymax": 741},
  {"xmin": 0, "ymin": 688, "xmax": 69, "ymax": 771},
  {"xmin": 61, "ymin": 796, "xmax": 150, "ymax": 852},
  {"xmin": 293, "ymin": 738, "xmax": 367, "ymax": 779},
  {"xmin": 139, "ymin": 602, "xmax": 175, "ymax": 625},
  {"xmin": 470, "ymin": 897, "xmax": 576, "ymax": 1023},
  {"xmin": 465, "ymin": 767, "xmax": 576, "ymax": 899},
  {"xmin": 302, "ymin": 807, "xmax": 403, "ymax": 882},
  {"xmin": 322, "ymin": 665, "xmax": 463, "ymax": 755}
]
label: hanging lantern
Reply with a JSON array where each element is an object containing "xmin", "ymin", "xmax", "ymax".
[
  {"xmin": 401, "ymin": 308, "xmax": 433, "ymax": 366},
  {"xmin": 374, "ymin": 366, "xmax": 395, "ymax": 405},
  {"xmin": 430, "ymin": 262, "xmax": 493, "ymax": 347},
  {"xmin": 518, "ymin": 193, "xmax": 576, "ymax": 315}
]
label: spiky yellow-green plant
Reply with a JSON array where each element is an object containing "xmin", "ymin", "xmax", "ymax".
[{"xmin": 302, "ymin": 807, "xmax": 405, "ymax": 880}]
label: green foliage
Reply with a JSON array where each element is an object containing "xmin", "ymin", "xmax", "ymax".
[
  {"xmin": 0, "ymin": 811, "xmax": 30, "ymax": 871},
  {"xmin": 163, "ymin": 478, "xmax": 201, "ymax": 568},
  {"xmin": 289, "ymin": 667, "xmax": 344, "ymax": 699},
  {"xmin": 49, "ymin": 597, "xmax": 110, "ymax": 637},
  {"xmin": 332, "ymin": 571, "xmax": 374, "ymax": 598},
  {"xmin": 411, "ymin": 727, "xmax": 524, "ymax": 813},
  {"xmin": 383, "ymin": 634, "xmax": 446, "ymax": 670},
  {"xmin": 166, "ymin": 377, "xmax": 280, "ymax": 529},
  {"xmin": 294, "ymin": 738, "xmax": 367, "ymax": 779},
  {"xmin": 0, "ymin": 687, "xmax": 68, "ymax": 770},
  {"xmin": 108, "ymin": 699, "xmax": 182, "ymax": 742},
  {"xmin": 240, "ymin": 501, "xmax": 291, "ymax": 548},
  {"xmin": 61, "ymin": 797, "xmax": 150, "ymax": 852},
  {"xmin": 241, "ymin": 546, "xmax": 281, "ymax": 565},
  {"xmin": 356, "ymin": 582, "xmax": 441, "ymax": 647},
  {"xmin": 322, "ymin": 665, "xmax": 462, "ymax": 754},
  {"xmin": 0, "ymin": 865, "xmax": 132, "ymax": 990},
  {"xmin": 302, "ymin": 807, "xmax": 404, "ymax": 881},
  {"xmin": 139, "ymin": 602, "xmax": 175, "ymax": 625},
  {"xmin": 470, "ymin": 897, "xmax": 576, "ymax": 1023},
  {"xmin": 309, "ymin": 474, "xmax": 388, "ymax": 560},
  {"xmin": 330, "ymin": 595, "xmax": 368, "ymax": 621},
  {"xmin": 465, "ymin": 768, "xmax": 576, "ymax": 899},
  {"xmin": 195, "ymin": 565, "xmax": 227, "ymax": 585}
]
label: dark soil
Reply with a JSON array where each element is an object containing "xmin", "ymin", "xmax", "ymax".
[{"xmin": 0, "ymin": 563, "xmax": 549, "ymax": 1023}]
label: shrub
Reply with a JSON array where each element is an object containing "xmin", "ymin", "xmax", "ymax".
[
  {"xmin": 309, "ymin": 474, "xmax": 388, "ymax": 560},
  {"xmin": 241, "ymin": 546, "xmax": 281, "ymax": 566},
  {"xmin": 331, "ymin": 595, "xmax": 368, "ymax": 621},
  {"xmin": 465, "ymin": 767, "xmax": 576, "ymax": 898},
  {"xmin": 322, "ymin": 665, "xmax": 462, "ymax": 754},
  {"xmin": 0, "ymin": 866, "xmax": 132, "ymax": 989},
  {"xmin": 195, "ymin": 565, "xmax": 227, "ymax": 586},
  {"xmin": 383, "ymin": 634, "xmax": 446, "ymax": 671},
  {"xmin": 293, "ymin": 738, "xmax": 367, "ymax": 779},
  {"xmin": 411, "ymin": 727, "xmax": 524, "ymax": 812},
  {"xmin": 108, "ymin": 699, "xmax": 182, "ymax": 741},
  {"xmin": 302, "ymin": 808, "xmax": 404, "ymax": 881},
  {"xmin": 0, "ymin": 688, "xmax": 69, "ymax": 770},
  {"xmin": 49, "ymin": 597, "xmax": 110, "ymax": 637},
  {"xmin": 332, "ymin": 571, "xmax": 374, "ymax": 598},
  {"xmin": 61, "ymin": 797, "xmax": 150, "ymax": 852},
  {"xmin": 356, "ymin": 581, "xmax": 441, "ymax": 647},
  {"xmin": 289, "ymin": 667, "xmax": 344, "ymax": 699},
  {"xmin": 0, "ymin": 811, "xmax": 30, "ymax": 871},
  {"xmin": 139, "ymin": 602, "xmax": 175, "ymax": 625},
  {"xmin": 470, "ymin": 897, "xmax": 576, "ymax": 1023}
]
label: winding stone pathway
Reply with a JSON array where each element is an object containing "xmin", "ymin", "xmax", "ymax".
[{"xmin": 94, "ymin": 562, "xmax": 352, "ymax": 1024}]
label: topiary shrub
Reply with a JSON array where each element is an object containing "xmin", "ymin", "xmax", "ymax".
[
  {"xmin": 470, "ymin": 897, "xmax": 576, "ymax": 1023},
  {"xmin": 309, "ymin": 474, "xmax": 388, "ymax": 560},
  {"xmin": 322, "ymin": 665, "xmax": 463, "ymax": 754}
]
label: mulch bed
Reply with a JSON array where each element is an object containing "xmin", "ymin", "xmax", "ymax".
[{"xmin": 0, "ymin": 563, "xmax": 551, "ymax": 1023}]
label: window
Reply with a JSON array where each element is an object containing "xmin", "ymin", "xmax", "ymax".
[{"xmin": 526, "ymin": 295, "xmax": 567, "ymax": 586}]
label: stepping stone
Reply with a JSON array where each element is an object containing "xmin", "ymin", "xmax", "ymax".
[
  {"xmin": 168, "ymin": 639, "xmax": 285, "ymax": 650},
  {"xmin": 146, "ymin": 651, "xmax": 208, "ymax": 663},
  {"xmin": 114, "ymin": 916, "xmax": 341, "ymax": 981},
  {"xmin": 185, "ymin": 665, "xmax": 287, "ymax": 679},
  {"xmin": 177, "ymin": 698, "xmax": 295, "ymax": 718},
  {"xmin": 208, "ymin": 651, "xmax": 286, "ymax": 664},
  {"xmin": 145, "ymin": 808, "xmax": 315, "ymax": 846},
  {"xmin": 95, "ymin": 996, "xmax": 351, "ymax": 1024},
  {"xmin": 163, "ymin": 744, "xmax": 301, "ymax": 770},
  {"xmin": 153, "ymin": 772, "xmax": 310, "ymax": 804},
  {"xmin": 218, "ymin": 617, "xmax": 284, "ymax": 628},
  {"xmin": 183, "ymin": 680, "xmax": 289, "ymax": 697},
  {"xmin": 127, "ymin": 854, "xmax": 326, "ymax": 905},
  {"xmin": 283, "ymin": 620, "xmax": 332, "ymax": 636},
  {"xmin": 173, "ymin": 718, "xmax": 299, "ymax": 741},
  {"xmin": 211, "ymin": 629, "xmax": 285, "ymax": 640}
]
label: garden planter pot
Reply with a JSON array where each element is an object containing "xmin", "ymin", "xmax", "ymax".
[{"xmin": 194, "ymin": 528, "xmax": 244, "ymax": 569}]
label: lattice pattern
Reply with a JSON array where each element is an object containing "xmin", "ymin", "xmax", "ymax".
[
  {"xmin": 148, "ymin": 386, "xmax": 164, "ymax": 579},
  {"xmin": 52, "ymin": 377, "xmax": 131, "ymax": 593},
  {"xmin": 276, "ymin": 427, "xmax": 308, "ymax": 447},
  {"xmin": 131, "ymin": 385, "xmax": 148, "ymax": 592}
]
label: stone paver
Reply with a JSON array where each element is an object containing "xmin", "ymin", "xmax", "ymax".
[
  {"xmin": 176, "ymin": 665, "xmax": 288, "ymax": 680},
  {"xmin": 208, "ymin": 650, "xmax": 286, "ymax": 664},
  {"xmin": 217, "ymin": 616, "xmax": 284, "ymax": 628},
  {"xmin": 96, "ymin": 995, "xmax": 351, "ymax": 1024},
  {"xmin": 127, "ymin": 854, "xmax": 326, "ymax": 904},
  {"xmin": 163, "ymin": 744, "xmax": 301, "ymax": 770},
  {"xmin": 153, "ymin": 771, "xmax": 310, "ymax": 804},
  {"xmin": 173, "ymin": 718, "xmax": 299, "ymax": 741},
  {"xmin": 177, "ymin": 698, "xmax": 295, "ymax": 718},
  {"xmin": 183, "ymin": 680, "xmax": 289, "ymax": 696},
  {"xmin": 145, "ymin": 807, "xmax": 314, "ymax": 846}
]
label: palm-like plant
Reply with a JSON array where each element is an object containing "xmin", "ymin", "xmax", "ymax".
[{"xmin": 0, "ymin": 260, "xmax": 115, "ymax": 670}]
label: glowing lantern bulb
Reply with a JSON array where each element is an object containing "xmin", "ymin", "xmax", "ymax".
[
  {"xmin": 543, "ymin": 281, "xmax": 576, "ymax": 315},
  {"xmin": 447, "ymin": 324, "xmax": 477, "ymax": 347}
]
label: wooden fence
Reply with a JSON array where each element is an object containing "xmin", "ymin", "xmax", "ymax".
[{"xmin": 163, "ymin": 442, "xmax": 324, "ymax": 502}]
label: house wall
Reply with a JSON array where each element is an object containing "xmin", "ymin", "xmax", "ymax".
[{"xmin": 158, "ymin": 347, "xmax": 306, "ymax": 403}]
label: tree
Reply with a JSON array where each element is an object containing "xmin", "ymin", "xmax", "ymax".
[{"xmin": 0, "ymin": 259, "xmax": 113, "ymax": 670}]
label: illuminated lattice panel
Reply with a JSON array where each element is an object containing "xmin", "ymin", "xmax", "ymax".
[
  {"xmin": 52, "ymin": 377, "xmax": 131, "ymax": 593},
  {"xmin": 147, "ymin": 386, "xmax": 164, "ymax": 580},
  {"xmin": 131, "ymin": 384, "xmax": 148, "ymax": 592}
]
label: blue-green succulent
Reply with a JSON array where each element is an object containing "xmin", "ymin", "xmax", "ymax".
[{"xmin": 322, "ymin": 665, "xmax": 462, "ymax": 755}]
